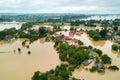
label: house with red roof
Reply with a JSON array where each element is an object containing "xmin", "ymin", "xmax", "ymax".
[{"xmin": 76, "ymin": 29, "xmax": 83, "ymax": 35}]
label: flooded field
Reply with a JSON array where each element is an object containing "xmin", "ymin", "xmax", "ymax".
[
  {"xmin": 0, "ymin": 22, "xmax": 23, "ymax": 31},
  {"xmin": 0, "ymin": 39, "xmax": 60, "ymax": 80}
]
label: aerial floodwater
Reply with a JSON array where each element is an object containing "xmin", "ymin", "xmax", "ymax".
[
  {"xmin": 73, "ymin": 33, "xmax": 120, "ymax": 80},
  {"xmin": 0, "ymin": 21, "xmax": 24, "ymax": 31},
  {"xmin": 57, "ymin": 31, "xmax": 120, "ymax": 80},
  {"xmin": 0, "ymin": 29, "xmax": 120, "ymax": 80},
  {"xmin": 0, "ymin": 39, "xmax": 61, "ymax": 80}
]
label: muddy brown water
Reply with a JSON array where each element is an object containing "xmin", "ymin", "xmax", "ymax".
[
  {"xmin": 57, "ymin": 31, "xmax": 120, "ymax": 80},
  {"xmin": 0, "ymin": 39, "xmax": 60, "ymax": 80},
  {"xmin": 0, "ymin": 31, "xmax": 120, "ymax": 80}
]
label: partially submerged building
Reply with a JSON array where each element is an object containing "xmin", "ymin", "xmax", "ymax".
[
  {"xmin": 82, "ymin": 59, "xmax": 92, "ymax": 66},
  {"xmin": 5, "ymin": 35, "xmax": 15, "ymax": 41}
]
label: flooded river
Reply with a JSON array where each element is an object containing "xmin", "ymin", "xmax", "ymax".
[{"xmin": 0, "ymin": 39, "xmax": 60, "ymax": 80}]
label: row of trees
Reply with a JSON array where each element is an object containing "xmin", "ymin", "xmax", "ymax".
[
  {"xmin": 32, "ymin": 64, "xmax": 78, "ymax": 80},
  {"xmin": 0, "ymin": 27, "xmax": 18, "ymax": 40}
]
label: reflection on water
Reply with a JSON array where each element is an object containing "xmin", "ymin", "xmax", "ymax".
[{"xmin": 0, "ymin": 39, "xmax": 60, "ymax": 80}]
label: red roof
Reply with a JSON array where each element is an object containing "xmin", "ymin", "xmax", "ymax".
[
  {"xmin": 64, "ymin": 36, "xmax": 69, "ymax": 39},
  {"xmin": 76, "ymin": 30, "xmax": 81, "ymax": 32}
]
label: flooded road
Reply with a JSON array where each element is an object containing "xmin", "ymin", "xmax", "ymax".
[{"xmin": 0, "ymin": 39, "xmax": 60, "ymax": 80}]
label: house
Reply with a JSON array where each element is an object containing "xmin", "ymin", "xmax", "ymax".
[
  {"xmin": 82, "ymin": 59, "xmax": 92, "ymax": 66},
  {"xmin": 63, "ymin": 36, "xmax": 78, "ymax": 45},
  {"xmin": 76, "ymin": 29, "xmax": 83, "ymax": 35},
  {"xmin": 93, "ymin": 62, "xmax": 105, "ymax": 71},
  {"xmin": 5, "ymin": 35, "xmax": 15, "ymax": 41},
  {"xmin": 23, "ymin": 30, "xmax": 29, "ymax": 34},
  {"xmin": 52, "ymin": 33, "xmax": 62, "ymax": 40},
  {"xmin": 96, "ymin": 26, "xmax": 104, "ymax": 31},
  {"xmin": 44, "ymin": 25, "xmax": 53, "ymax": 31},
  {"xmin": 69, "ymin": 31, "xmax": 75, "ymax": 36},
  {"xmin": 64, "ymin": 36, "xmax": 72, "ymax": 40},
  {"xmin": 89, "ymin": 51, "xmax": 99, "ymax": 57},
  {"xmin": 61, "ymin": 26, "xmax": 71, "ymax": 30},
  {"xmin": 114, "ymin": 35, "xmax": 120, "ymax": 44}
]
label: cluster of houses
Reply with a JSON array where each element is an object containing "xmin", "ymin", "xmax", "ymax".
[
  {"xmin": 107, "ymin": 26, "xmax": 120, "ymax": 44},
  {"xmin": 52, "ymin": 26, "xmax": 105, "ymax": 71}
]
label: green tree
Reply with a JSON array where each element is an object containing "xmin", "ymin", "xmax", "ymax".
[
  {"xmin": 32, "ymin": 71, "xmax": 40, "ymax": 80},
  {"xmin": 112, "ymin": 44, "xmax": 118, "ymax": 51},
  {"xmin": 108, "ymin": 65, "xmax": 119, "ymax": 71},
  {"xmin": 18, "ymin": 48, "xmax": 21, "ymax": 52},
  {"xmin": 100, "ymin": 29, "xmax": 108, "ymax": 39},
  {"xmin": 113, "ymin": 26, "xmax": 118, "ymax": 31},
  {"xmin": 101, "ymin": 54, "xmax": 111, "ymax": 64},
  {"xmin": 93, "ymin": 48, "xmax": 103, "ymax": 56}
]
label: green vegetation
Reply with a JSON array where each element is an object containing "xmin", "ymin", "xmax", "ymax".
[
  {"xmin": 51, "ymin": 23, "xmax": 61, "ymax": 31},
  {"xmin": 56, "ymin": 41, "xmax": 90, "ymax": 67},
  {"xmin": 0, "ymin": 14, "xmax": 120, "ymax": 80},
  {"xmin": 101, "ymin": 54, "xmax": 111, "ymax": 64},
  {"xmin": 116, "ymin": 31, "xmax": 120, "ymax": 36},
  {"xmin": 32, "ymin": 64, "xmax": 74, "ymax": 80},
  {"xmin": 0, "ymin": 18, "xmax": 12, "ymax": 22},
  {"xmin": 93, "ymin": 48, "xmax": 103, "ymax": 56},
  {"xmin": 87, "ymin": 30, "xmax": 101, "ymax": 41},
  {"xmin": 18, "ymin": 48, "xmax": 21, "ymax": 52},
  {"xmin": 112, "ymin": 44, "xmax": 119, "ymax": 51},
  {"xmin": 100, "ymin": 29, "xmax": 108, "ymax": 39},
  {"xmin": 28, "ymin": 51, "xmax": 31, "ymax": 55},
  {"xmin": 113, "ymin": 26, "xmax": 118, "ymax": 31},
  {"xmin": 108, "ymin": 65, "xmax": 119, "ymax": 71},
  {"xmin": 26, "ymin": 45, "xmax": 29, "ymax": 49},
  {"xmin": 22, "ymin": 41, "xmax": 26, "ymax": 46},
  {"xmin": 87, "ymin": 29, "xmax": 108, "ymax": 41},
  {"xmin": 0, "ymin": 27, "xmax": 17, "ymax": 40},
  {"xmin": 89, "ymin": 66, "xmax": 97, "ymax": 72}
]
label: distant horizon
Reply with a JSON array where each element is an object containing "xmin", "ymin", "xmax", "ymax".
[{"xmin": 0, "ymin": 13, "xmax": 120, "ymax": 15}]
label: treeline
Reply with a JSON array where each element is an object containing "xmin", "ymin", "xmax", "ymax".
[
  {"xmin": 0, "ymin": 28, "xmax": 18, "ymax": 40},
  {"xmin": 0, "ymin": 14, "xmax": 87, "ymax": 22},
  {"xmin": 0, "ymin": 18, "xmax": 12, "ymax": 22},
  {"xmin": 87, "ymin": 29, "xmax": 108, "ymax": 41}
]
